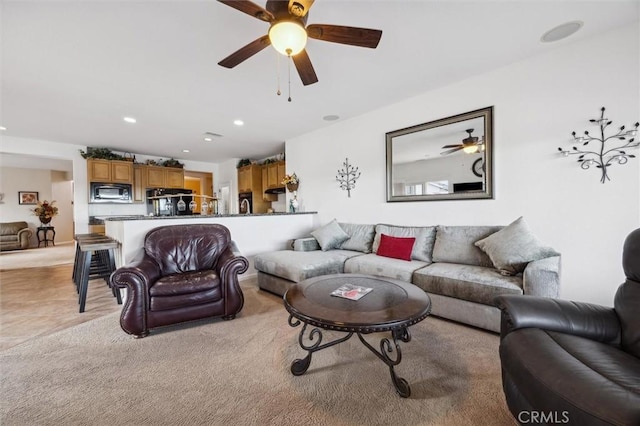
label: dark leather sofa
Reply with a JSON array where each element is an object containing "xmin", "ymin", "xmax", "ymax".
[
  {"xmin": 495, "ymin": 228, "xmax": 640, "ymax": 425},
  {"xmin": 111, "ymin": 224, "xmax": 249, "ymax": 338}
]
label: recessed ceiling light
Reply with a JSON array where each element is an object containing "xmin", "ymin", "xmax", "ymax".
[
  {"xmin": 123, "ymin": 117, "xmax": 137, "ymax": 124},
  {"xmin": 182, "ymin": 149, "xmax": 190, "ymax": 153},
  {"xmin": 541, "ymin": 21, "xmax": 583, "ymax": 43},
  {"xmin": 0, "ymin": 126, "xmax": 6, "ymax": 131},
  {"xmin": 323, "ymin": 115, "xmax": 340, "ymax": 121},
  {"xmin": 233, "ymin": 119, "xmax": 244, "ymax": 126},
  {"xmin": 204, "ymin": 137, "xmax": 213, "ymax": 142}
]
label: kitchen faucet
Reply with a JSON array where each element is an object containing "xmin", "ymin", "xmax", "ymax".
[{"xmin": 240, "ymin": 198, "xmax": 251, "ymax": 215}]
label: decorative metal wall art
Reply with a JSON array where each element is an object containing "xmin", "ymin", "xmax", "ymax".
[
  {"xmin": 336, "ymin": 158, "xmax": 361, "ymax": 197},
  {"xmin": 558, "ymin": 107, "xmax": 639, "ymax": 183}
]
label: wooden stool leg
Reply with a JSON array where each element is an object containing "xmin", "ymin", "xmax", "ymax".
[
  {"xmin": 78, "ymin": 250, "xmax": 92, "ymax": 313},
  {"xmin": 107, "ymin": 249, "xmax": 121, "ymax": 304}
]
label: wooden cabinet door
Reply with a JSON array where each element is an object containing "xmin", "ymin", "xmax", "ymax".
[
  {"xmin": 238, "ymin": 166, "xmax": 251, "ymax": 193},
  {"xmin": 146, "ymin": 167, "xmax": 165, "ymax": 188},
  {"xmin": 165, "ymin": 169, "xmax": 185, "ymax": 188},
  {"xmin": 88, "ymin": 159, "xmax": 111, "ymax": 182},
  {"xmin": 267, "ymin": 164, "xmax": 278, "ymax": 188},
  {"xmin": 277, "ymin": 162, "xmax": 285, "ymax": 186},
  {"xmin": 261, "ymin": 166, "xmax": 269, "ymax": 194},
  {"xmin": 261, "ymin": 165, "xmax": 277, "ymax": 201},
  {"xmin": 133, "ymin": 166, "xmax": 145, "ymax": 202},
  {"xmin": 111, "ymin": 160, "xmax": 133, "ymax": 183}
]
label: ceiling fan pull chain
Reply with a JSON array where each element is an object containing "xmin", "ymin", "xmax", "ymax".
[
  {"xmin": 287, "ymin": 55, "xmax": 292, "ymax": 102},
  {"xmin": 276, "ymin": 51, "xmax": 281, "ymax": 96}
]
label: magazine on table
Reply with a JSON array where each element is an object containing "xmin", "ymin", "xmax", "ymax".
[{"xmin": 330, "ymin": 283, "xmax": 373, "ymax": 301}]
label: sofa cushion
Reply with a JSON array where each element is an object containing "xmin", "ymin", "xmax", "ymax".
[
  {"xmin": 344, "ymin": 253, "xmax": 429, "ymax": 282},
  {"xmin": 432, "ymin": 226, "xmax": 502, "ymax": 267},
  {"xmin": 376, "ymin": 234, "xmax": 415, "ymax": 261},
  {"xmin": 255, "ymin": 249, "xmax": 363, "ymax": 283},
  {"xmin": 311, "ymin": 219, "xmax": 350, "ymax": 251},
  {"xmin": 0, "ymin": 235, "xmax": 19, "ymax": 243},
  {"xmin": 475, "ymin": 216, "xmax": 559, "ymax": 276},
  {"xmin": 338, "ymin": 223, "xmax": 375, "ymax": 253},
  {"xmin": 412, "ymin": 262, "xmax": 523, "ymax": 306},
  {"xmin": 372, "ymin": 224, "xmax": 437, "ymax": 263}
]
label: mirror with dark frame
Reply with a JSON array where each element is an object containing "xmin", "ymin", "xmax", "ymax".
[{"xmin": 386, "ymin": 106, "xmax": 494, "ymax": 202}]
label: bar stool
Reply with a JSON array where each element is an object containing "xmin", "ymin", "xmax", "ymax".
[
  {"xmin": 72, "ymin": 233, "xmax": 104, "ymax": 286},
  {"xmin": 74, "ymin": 236, "xmax": 121, "ymax": 313}
]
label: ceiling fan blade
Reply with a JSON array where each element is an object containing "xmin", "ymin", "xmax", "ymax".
[
  {"xmin": 217, "ymin": 0, "xmax": 274, "ymax": 22},
  {"xmin": 292, "ymin": 49, "xmax": 318, "ymax": 86},
  {"xmin": 441, "ymin": 144, "xmax": 462, "ymax": 149},
  {"xmin": 288, "ymin": 0, "xmax": 314, "ymax": 17},
  {"xmin": 306, "ymin": 24, "xmax": 382, "ymax": 48},
  {"xmin": 441, "ymin": 147, "xmax": 464, "ymax": 155},
  {"xmin": 218, "ymin": 35, "xmax": 271, "ymax": 68}
]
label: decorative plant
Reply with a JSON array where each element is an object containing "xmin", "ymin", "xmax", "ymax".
[
  {"xmin": 161, "ymin": 158, "xmax": 184, "ymax": 168},
  {"xmin": 281, "ymin": 173, "xmax": 299, "ymax": 185},
  {"xmin": 558, "ymin": 107, "xmax": 639, "ymax": 183},
  {"xmin": 336, "ymin": 158, "xmax": 361, "ymax": 197},
  {"xmin": 79, "ymin": 147, "xmax": 124, "ymax": 160},
  {"xmin": 32, "ymin": 200, "xmax": 59, "ymax": 220},
  {"xmin": 237, "ymin": 158, "xmax": 252, "ymax": 168}
]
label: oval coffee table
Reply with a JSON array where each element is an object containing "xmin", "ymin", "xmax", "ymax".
[{"xmin": 284, "ymin": 273, "xmax": 431, "ymax": 398}]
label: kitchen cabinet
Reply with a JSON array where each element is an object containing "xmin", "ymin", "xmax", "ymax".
[
  {"xmin": 265, "ymin": 161, "xmax": 286, "ymax": 189},
  {"xmin": 89, "ymin": 224, "xmax": 105, "ymax": 235},
  {"xmin": 237, "ymin": 165, "xmax": 253, "ymax": 193},
  {"xmin": 145, "ymin": 166, "xmax": 184, "ymax": 189},
  {"xmin": 87, "ymin": 159, "xmax": 133, "ymax": 184},
  {"xmin": 166, "ymin": 168, "xmax": 185, "ymax": 188},
  {"xmin": 133, "ymin": 165, "xmax": 145, "ymax": 202},
  {"xmin": 237, "ymin": 164, "xmax": 272, "ymax": 213},
  {"xmin": 261, "ymin": 166, "xmax": 277, "ymax": 202}
]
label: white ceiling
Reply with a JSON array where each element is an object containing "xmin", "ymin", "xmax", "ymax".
[{"xmin": 2, "ymin": 1, "xmax": 638, "ymax": 164}]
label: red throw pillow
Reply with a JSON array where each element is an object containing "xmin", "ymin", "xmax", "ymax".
[{"xmin": 376, "ymin": 234, "xmax": 415, "ymax": 261}]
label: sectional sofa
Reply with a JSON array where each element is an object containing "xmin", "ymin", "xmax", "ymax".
[{"xmin": 254, "ymin": 217, "xmax": 560, "ymax": 332}]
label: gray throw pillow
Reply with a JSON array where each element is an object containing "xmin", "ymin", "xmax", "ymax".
[
  {"xmin": 338, "ymin": 223, "xmax": 376, "ymax": 253},
  {"xmin": 474, "ymin": 216, "xmax": 559, "ymax": 276},
  {"xmin": 311, "ymin": 219, "xmax": 350, "ymax": 251},
  {"xmin": 372, "ymin": 224, "xmax": 436, "ymax": 263},
  {"xmin": 432, "ymin": 226, "xmax": 502, "ymax": 267}
]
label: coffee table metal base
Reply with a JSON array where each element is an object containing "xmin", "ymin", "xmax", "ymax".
[{"xmin": 288, "ymin": 314, "xmax": 413, "ymax": 398}]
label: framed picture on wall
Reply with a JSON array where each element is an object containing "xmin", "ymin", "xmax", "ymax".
[{"xmin": 18, "ymin": 191, "xmax": 39, "ymax": 205}]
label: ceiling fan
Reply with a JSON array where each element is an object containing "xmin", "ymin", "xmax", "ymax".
[
  {"xmin": 441, "ymin": 129, "xmax": 485, "ymax": 155},
  {"xmin": 217, "ymin": 0, "xmax": 383, "ymax": 86}
]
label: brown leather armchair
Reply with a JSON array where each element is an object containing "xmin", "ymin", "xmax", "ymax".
[
  {"xmin": 495, "ymin": 228, "xmax": 640, "ymax": 425},
  {"xmin": 111, "ymin": 224, "xmax": 249, "ymax": 338}
]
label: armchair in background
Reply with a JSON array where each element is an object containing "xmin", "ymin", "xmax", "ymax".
[
  {"xmin": 111, "ymin": 224, "xmax": 249, "ymax": 338},
  {"xmin": 0, "ymin": 221, "xmax": 32, "ymax": 251},
  {"xmin": 495, "ymin": 228, "xmax": 640, "ymax": 425}
]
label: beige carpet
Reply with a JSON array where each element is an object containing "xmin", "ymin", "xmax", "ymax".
[
  {"xmin": 0, "ymin": 284, "xmax": 514, "ymax": 426},
  {"xmin": 0, "ymin": 242, "xmax": 75, "ymax": 270}
]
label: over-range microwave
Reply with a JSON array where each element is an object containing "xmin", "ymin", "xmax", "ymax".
[{"xmin": 90, "ymin": 182, "xmax": 132, "ymax": 203}]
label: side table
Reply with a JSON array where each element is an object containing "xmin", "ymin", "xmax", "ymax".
[{"xmin": 37, "ymin": 226, "xmax": 56, "ymax": 247}]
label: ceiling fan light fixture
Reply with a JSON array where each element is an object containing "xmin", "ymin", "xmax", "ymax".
[
  {"xmin": 463, "ymin": 145, "xmax": 479, "ymax": 154},
  {"xmin": 269, "ymin": 21, "xmax": 307, "ymax": 56}
]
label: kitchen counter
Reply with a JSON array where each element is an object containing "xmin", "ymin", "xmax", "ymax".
[
  {"xmin": 104, "ymin": 211, "xmax": 319, "ymax": 269},
  {"xmin": 101, "ymin": 211, "xmax": 316, "ymax": 221}
]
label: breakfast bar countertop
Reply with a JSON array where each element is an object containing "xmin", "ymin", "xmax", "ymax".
[
  {"xmin": 104, "ymin": 211, "xmax": 320, "ymax": 267},
  {"xmin": 101, "ymin": 211, "xmax": 317, "ymax": 221}
]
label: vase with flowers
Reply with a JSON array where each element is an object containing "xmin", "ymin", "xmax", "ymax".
[
  {"xmin": 282, "ymin": 173, "xmax": 299, "ymax": 192},
  {"xmin": 33, "ymin": 200, "xmax": 59, "ymax": 226}
]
